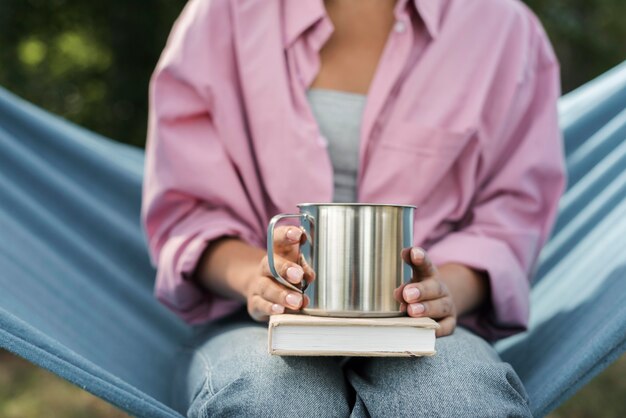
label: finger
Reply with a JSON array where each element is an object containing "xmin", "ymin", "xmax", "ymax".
[
  {"xmin": 402, "ymin": 277, "xmax": 448, "ymax": 303},
  {"xmin": 407, "ymin": 296, "xmax": 455, "ymax": 319},
  {"xmin": 299, "ymin": 253, "xmax": 316, "ymax": 284},
  {"xmin": 435, "ymin": 316, "xmax": 457, "ymax": 338},
  {"xmin": 282, "ymin": 296, "xmax": 309, "ymax": 315},
  {"xmin": 272, "ymin": 226, "xmax": 306, "ymax": 258},
  {"xmin": 261, "ymin": 254, "xmax": 305, "ymax": 285},
  {"xmin": 253, "ymin": 276, "xmax": 304, "ymax": 310},
  {"xmin": 394, "ymin": 283, "xmax": 408, "ymax": 303},
  {"xmin": 399, "ymin": 302, "xmax": 407, "ymax": 314},
  {"xmin": 401, "ymin": 247, "xmax": 437, "ymax": 280},
  {"xmin": 248, "ymin": 294, "xmax": 282, "ymax": 322}
]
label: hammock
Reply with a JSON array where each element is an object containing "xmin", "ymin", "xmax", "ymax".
[{"xmin": 1, "ymin": 61, "xmax": 625, "ymax": 417}]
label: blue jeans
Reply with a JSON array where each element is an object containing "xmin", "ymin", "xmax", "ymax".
[{"xmin": 172, "ymin": 310, "xmax": 531, "ymax": 417}]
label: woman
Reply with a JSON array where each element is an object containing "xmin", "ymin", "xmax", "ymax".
[{"xmin": 142, "ymin": 0, "xmax": 565, "ymax": 416}]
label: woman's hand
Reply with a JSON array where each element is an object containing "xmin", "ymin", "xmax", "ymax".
[
  {"xmin": 245, "ymin": 226, "xmax": 311, "ymax": 322},
  {"xmin": 395, "ymin": 247, "xmax": 457, "ymax": 337}
]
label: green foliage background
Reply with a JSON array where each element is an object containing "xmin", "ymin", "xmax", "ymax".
[
  {"xmin": 0, "ymin": 0, "xmax": 625, "ymax": 148},
  {"xmin": 0, "ymin": 0, "xmax": 185, "ymax": 148}
]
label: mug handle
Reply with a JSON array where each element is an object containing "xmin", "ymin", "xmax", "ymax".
[{"xmin": 267, "ymin": 213, "xmax": 312, "ymax": 293}]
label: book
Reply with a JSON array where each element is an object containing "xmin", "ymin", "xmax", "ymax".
[{"xmin": 268, "ymin": 314, "xmax": 439, "ymax": 357}]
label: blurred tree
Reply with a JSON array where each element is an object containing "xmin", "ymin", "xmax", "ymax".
[
  {"xmin": 0, "ymin": 0, "xmax": 624, "ymax": 147},
  {"xmin": 0, "ymin": 0, "xmax": 185, "ymax": 147},
  {"xmin": 525, "ymin": 0, "xmax": 626, "ymax": 93}
]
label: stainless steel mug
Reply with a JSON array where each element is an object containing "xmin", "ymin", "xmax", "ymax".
[{"xmin": 267, "ymin": 203, "xmax": 416, "ymax": 317}]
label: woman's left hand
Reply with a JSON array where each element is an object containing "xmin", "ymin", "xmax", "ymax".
[{"xmin": 395, "ymin": 247, "xmax": 457, "ymax": 337}]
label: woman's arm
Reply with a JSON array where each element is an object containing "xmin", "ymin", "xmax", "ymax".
[
  {"xmin": 194, "ymin": 225, "xmax": 307, "ymax": 301},
  {"xmin": 438, "ymin": 263, "xmax": 488, "ymax": 316},
  {"xmin": 192, "ymin": 228, "xmax": 315, "ymax": 322},
  {"xmin": 193, "ymin": 238, "xmax": 264, "ymax": 302},
  {"xmin": 142, "ymin": 0, "xmax": 268, "ymax": 323},
  {"xmin": 424, "ymin": 55, "xmax": 565, "ymax": 340}
]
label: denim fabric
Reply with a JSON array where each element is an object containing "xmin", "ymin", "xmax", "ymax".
[{"xmin": 174, "ymin": 310, "xmax": 531, "ymax": 418}]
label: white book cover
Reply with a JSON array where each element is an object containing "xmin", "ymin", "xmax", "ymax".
[{"xmin": 268, "ymin": 314, "xmax": 439, "ymax": 357}]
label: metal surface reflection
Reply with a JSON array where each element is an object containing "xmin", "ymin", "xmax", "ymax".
[{"xmin": 268, "ymin": 203, "xmax": 415, "ymax": 317}]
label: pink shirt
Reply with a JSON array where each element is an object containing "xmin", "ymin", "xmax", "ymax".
[{"xmin": 141, "ymin": 0, "xmax": 566, "ymax": 340}]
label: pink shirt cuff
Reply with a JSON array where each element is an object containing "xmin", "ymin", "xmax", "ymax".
[{"xmin": 153, "ymin": 208, "xmax": 262, "ymax": 324}]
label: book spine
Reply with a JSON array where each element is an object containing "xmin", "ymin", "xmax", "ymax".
[{"xmin": 267, "ymin": 320, "xmax": 277, "ymax": 355}]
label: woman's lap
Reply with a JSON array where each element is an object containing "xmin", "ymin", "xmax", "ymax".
[
  {"xmin": 173, "ymin": 311, "xmax": 531, "ymax": 417},
  {"xmin": 344, "ymin": 329, "xmax": 530, "ymax": 417}
]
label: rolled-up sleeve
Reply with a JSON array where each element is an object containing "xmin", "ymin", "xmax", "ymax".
[
  {"xmin": 428, "ymin": 59, "xmax": 566, "ymax": 341},
  {"xmin": 141, "ymin": 0, "xmax": 262, "ymax": 324}
]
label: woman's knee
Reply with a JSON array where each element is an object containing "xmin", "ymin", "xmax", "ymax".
[
  {"xmin": 186, "ymin": 326, "xmax": 350, "ymax": 417},
  {"xmin": 347, "ymin": 328, "xmax": 531, "ymax": 417}
]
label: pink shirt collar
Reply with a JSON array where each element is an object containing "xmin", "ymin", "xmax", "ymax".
[{"xmin": 282, "ymin": 0, "xmax": 444, "ymax": 48}]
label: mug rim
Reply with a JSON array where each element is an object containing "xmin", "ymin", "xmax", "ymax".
[{"xmin": 297, "ymin": 202, "xmax": 417, "ymax": 209}]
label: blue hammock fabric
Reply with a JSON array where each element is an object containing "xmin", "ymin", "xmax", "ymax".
[{"xmin": 1, "ymin": 61, "xmax": 625, "ymax": 417}]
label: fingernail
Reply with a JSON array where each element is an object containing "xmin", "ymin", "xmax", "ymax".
[
  {"xmin": 286, "ymin": 228, "xmax": 302, "ymax": 242},
  {"xmin": 404, "ymin": 287, "xmax": 420, "ymax": 302},
  {"xmin": 411, "ymin": 247, "xmax": 425, "ymax": 262},
  {"xmin": 286, "ymin": 266, "xmax": 303, "ymax": 283},
  {"xmin": 286, "ymin": 293, "xmax": 302, "ymax": 308},
  {"xmin": 271, "ymin": 304, "xmax": 285, "ymax": 314},
  {"xmin": 410, "ymin": 303, "xmax": 425, "ymax": 316}
]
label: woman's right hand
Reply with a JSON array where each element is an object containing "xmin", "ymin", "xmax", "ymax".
[{"xmin": 245, "ymin": 226, "xmax": 311, "ymax": 322}]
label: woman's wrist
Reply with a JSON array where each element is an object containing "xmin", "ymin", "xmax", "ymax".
[
  {"xmin": 193, "ymin": 237, "xmax": 265, "ymax": 301},
  {"xmin": 437, "ymin": 263, "xmax": 489, "ymax": 316}
]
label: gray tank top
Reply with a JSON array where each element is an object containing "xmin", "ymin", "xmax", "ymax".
[{"xmin": 306, "ymin": 88, "xmax": 366, "ymax": 203}]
